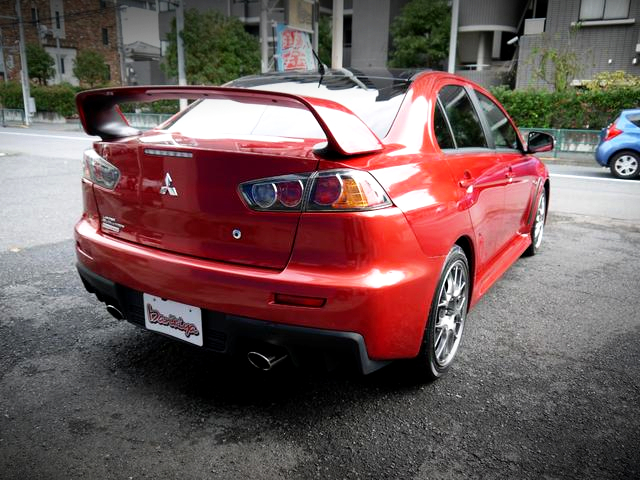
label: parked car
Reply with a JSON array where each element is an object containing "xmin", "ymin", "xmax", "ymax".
[
  {"xmin": 75, "ymin": 70, "xmax": 552, "ymax": 380},
  {"xmin": 595, "ymin": 109, "xmax": 640, "ymax": 179}
]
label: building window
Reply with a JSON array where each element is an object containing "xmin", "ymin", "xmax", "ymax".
[
  {"xmin": 55, "ymin": 11, "xmax": 61, "ymax": 29},
  {"xmin": 100, "ymin": 0, "xmax": 107, "ymax": 8},
  {"xmin": 60, "ymin": 57, "xmax": 65, "ymax": 74},
  {"xmin": 102, "ymin": 28, "xmax": 109, "ymax": 45},
  {"xmin": 579, "ymin": 0, "xmax": 630, "ymax": 20},
  {"xmin": 159, "ymin": 1, "xmax": 177, "ymax": 12},
  {"xmin": 31, "ymin": 7, "xmax": 38, "ymax": 24},
  {"xmin": 105, "ymin": 64, "xmax": 111, "ymax": 81}
]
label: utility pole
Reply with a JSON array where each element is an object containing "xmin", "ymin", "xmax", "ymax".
[
  {"xmin": 312, "ymin": 0, "xmax": 319, "ymax": 53},
  {"xmin": 260, "ymin": 0, "xmax": 268, "ymax": 73},
  {"xmin": 115, "ymin": 0, "xmax": 127, "ymax": 85},
  {"xmin": 331, "ymin": 0, "xmax": 343, "ymax": 69},
  {"xmin": 0, "ymin": 28, "xmax": 8, "ymax": 84},
  {"xmin": 176, "ymin": 0, "xmax": 187, "ymax": 110},
  {"xmin": 16, "ymin": 0, "xmax": 31, "ymax": 126},
  {"xmin": 447, "ymin": 0, "xmax": 459, "ymax": 74}
]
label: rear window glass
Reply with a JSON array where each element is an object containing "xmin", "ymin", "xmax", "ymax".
[
  {"xmin": 164, "ymin": 98, "xmax": 326, "ymax": 140},
  {"xmin": 626, "ymin": 113, "xmax": 640, "ymax": 128},
  {"xmin": 229, "ymin": 75, "xmax": 411, "ymax": 138}
]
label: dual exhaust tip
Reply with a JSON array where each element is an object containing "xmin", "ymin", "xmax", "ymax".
[
  {"xmin": 106, "ymin": 304, "xmax": 287, "ymax": 371},
  {"xmin": 247, "ymin": 350, "xmax": 288, "ymax": 371}
]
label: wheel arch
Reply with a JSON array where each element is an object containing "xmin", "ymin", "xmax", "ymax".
[
  {"xmin": 454, "ymin": 235, "xmax": 475, "ymax": 308},
  {"xmin": 607, "ymin": 148, "xmax": 640, "ymax": 167}
]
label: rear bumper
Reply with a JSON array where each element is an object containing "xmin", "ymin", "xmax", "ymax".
[
  {"xmin": 77, "ymin": 262, "xmax": 388, "ymax": 374},
  {"xmin": 594, "ymin": 142, "xmax": 612, "ymax": 167},
  {"xmin": 75, "ymin": 213, "xmax": 444, "ymax": 363}
]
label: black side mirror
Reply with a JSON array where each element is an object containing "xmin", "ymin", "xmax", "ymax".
[{"xmin": 526, "ymin": 131, "xmax": 555, "ymax": 154}]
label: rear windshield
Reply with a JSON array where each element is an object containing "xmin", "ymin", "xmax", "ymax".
[
  {"xmin": 164, "ymin": 98, "xmax": 326, "ymax": 141},
  {"xmin": 626, "ymin": 113, "xmax": 640, "ymax": 128},
  {"xmin": 164, "ymin": 74, "xmax": 411, "ymax": 140}
]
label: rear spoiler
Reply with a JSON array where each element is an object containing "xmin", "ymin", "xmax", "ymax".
[{"xmin": 75, "ymin": 86, "xmax": 383, "ymax": 157}]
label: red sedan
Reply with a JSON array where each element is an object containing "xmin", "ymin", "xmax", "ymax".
[{"xmin": 75, "ymin": 70, "xmax": 552, "ymax": 380}]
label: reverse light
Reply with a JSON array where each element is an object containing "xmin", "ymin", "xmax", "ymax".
[
  {"xmin": 604, "ymin": 124, "xmax": 623, "ymax": 142},
  {"xmin": 239, "ymin": 169, "xmax": 392, "ymax": 212},
  {"xmin": 83, "ymin": 149, "xmax": 120, "ymax": 190}
]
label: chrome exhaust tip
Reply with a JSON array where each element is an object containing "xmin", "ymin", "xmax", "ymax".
[
  {"xmin": 106, "ymin": 304, "xmax": 125, "ymax": 320},
  {"xmin": 247, "ymin": 351, "xmax": 288, "ymax": 371}
]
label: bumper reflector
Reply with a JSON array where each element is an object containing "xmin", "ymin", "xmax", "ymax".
[{"xmin": 273, "ymin": 293, "xmax": 326, "ymax": 308}]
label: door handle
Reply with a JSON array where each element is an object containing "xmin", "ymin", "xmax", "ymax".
[
  {"xmin": 459, "ymin": 171, "xmax": 474, "ymax": 189},
  {"xmin": 505, "ymin": 166, "xmax": 514, "ymax": 179}
]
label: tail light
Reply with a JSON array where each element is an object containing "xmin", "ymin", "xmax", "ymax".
[
  {"xmin": 83, "ymin": 149, "xmax": 120, "ymax": 190},
  {"xmin": 604, "ymin": 124, "xmax": 623, "ymax": 142},
  {"xmin": 240, "ymin": 169, "xmax": 391, "ymax": 212}
]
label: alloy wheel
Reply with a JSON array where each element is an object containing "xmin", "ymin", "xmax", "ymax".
[
  {"xmin": 614, "ymin": 155, "xmax": 639, "ymax": 177},
  {"xmin": 533, "ymin": 193, "xmax": 546, "ymax": 249},
  {"xmin": 433, "ymin": 260, "xmax": 468, "ymax": 368}
]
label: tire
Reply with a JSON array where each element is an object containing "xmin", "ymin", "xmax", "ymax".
[
  {"xmin": 609, "ymin": 151, "xmax": 640, "ymax": 179},
  {"xmin": 523, "ymin": 190, "xmax": 546, "ymax": 257},
  {"xmin": 413, "ymin": 245, "xmax": 470, "ymax": 381}
]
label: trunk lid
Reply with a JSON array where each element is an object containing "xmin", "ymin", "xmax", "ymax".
[{"xmin": 92, "ymin": 135, "xmax": 320, "ymax": 269}]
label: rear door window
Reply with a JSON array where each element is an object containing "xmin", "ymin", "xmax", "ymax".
[
  {"xmin": 434, "ymin": 102, "xmax": 455, "ymax": 149},
  {"xmin": 438, "ymin": 85, "xmax": 488, "ymax": 148},
  {"xmin": 476, "ymin": 91, "xmax": 521, "ymax": 150}
]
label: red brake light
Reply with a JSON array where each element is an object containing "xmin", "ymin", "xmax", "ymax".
[
  {"xmin": 83, "ymin": 149, "xmax": 120, "ymax": 190},
  {"xmin": 604, "ymin": 124, "xmax": 623, "ymax": 142},
  {"xmin": 277, "ymin": 180, "xmax": 304, "ymax": 208},
  {"xmin": 313, "ymin": 175, "xmax": 343, "ymax": 205}
]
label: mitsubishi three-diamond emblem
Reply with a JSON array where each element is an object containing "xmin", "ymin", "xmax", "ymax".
[{"xmin": 159, "ymin": 173, "xmax": 178, "ymax": 196}]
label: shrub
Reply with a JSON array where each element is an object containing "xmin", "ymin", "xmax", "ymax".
[{"xmin": 491, "ymin": 87, "xmax": 640, "ymax": 130}]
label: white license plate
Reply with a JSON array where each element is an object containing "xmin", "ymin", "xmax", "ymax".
[{"xmin": 143, "ymin": 294, "xmax": 203, "ymax": 347}]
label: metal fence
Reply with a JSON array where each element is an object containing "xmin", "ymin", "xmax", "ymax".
[{"xmin": 520, "ymin": 128, "xmax": 601, "ymax": 158}]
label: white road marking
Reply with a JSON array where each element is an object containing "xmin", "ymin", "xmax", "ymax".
[
  {"xmin": 550, "ymin": 173, "xmax": 639, "ymax": 184},
  {"xmin": 0, "ymin": 131, "xmax": 96, "ymax": 141}
]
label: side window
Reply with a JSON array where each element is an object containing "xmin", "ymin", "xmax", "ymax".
[
  {"xmin": 438, "ymin": 85, "xmax": 488, "ymax": 148},
  {"xmin": 476, "ymin": 91, "xmax": 520, "ymax": 150},
  {"xmin": 434, "ymin": 102, "xmax": 455, "ymax": 149}
]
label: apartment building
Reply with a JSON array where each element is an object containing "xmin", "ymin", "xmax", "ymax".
[
  {"xmin": 516, "ymin": 0, "xmax": 640, "ymax": 89},
  {"xmin": 0, "ymin": 0, "xmax": 123, "ymax": 85}
]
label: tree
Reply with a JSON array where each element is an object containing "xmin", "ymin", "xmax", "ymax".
[
  {"xmin": 163, "ymin": 9, "xmax": 260, "ymax": 85},
  {"xmin": 388, "ymin": 0, "xmax": 451, "ymax": 69},
  {"xmin": 73, "ymin": 50, "xmax": 109, "ymax": 87},
  {"xmin": 317, "ymin": 15, "xmax": 332, "ymax": 67},
  {"xmin": 26, "ymin": 44, "xmax": 55, "ymax": 85}
]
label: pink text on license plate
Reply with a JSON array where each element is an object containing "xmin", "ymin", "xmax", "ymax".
[{"xmin": 143, "ymin": 294, "xmax": 203, "ymax": 347}]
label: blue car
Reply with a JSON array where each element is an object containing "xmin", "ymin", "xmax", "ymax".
[{"xmin": 595, "ymin": 109, "xmax": 640, "ymax": 179}]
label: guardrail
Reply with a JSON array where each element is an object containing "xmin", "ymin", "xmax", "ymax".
[{"xmin": 520, "ymin": 128, "xmax": 600, "ymax": 158}]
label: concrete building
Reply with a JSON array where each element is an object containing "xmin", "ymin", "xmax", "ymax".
[
  {"xmin": 0, "ymin": 0, "xmax": 122, "ymax": 85},
  {"xmin": 516, "ymin": 0, "xmax": 640, "ymax": 89}
]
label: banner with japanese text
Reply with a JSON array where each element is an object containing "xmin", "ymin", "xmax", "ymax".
[{"xmin": 275, "ymin": 24, "xmax": 316, "ymax": 72}]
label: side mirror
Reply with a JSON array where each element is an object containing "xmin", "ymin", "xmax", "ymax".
[{"xmin": 526, "ymin": 131, "xmax": 555, "ymax": 154}]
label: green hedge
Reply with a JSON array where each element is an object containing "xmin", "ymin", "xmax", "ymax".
[
  {"xmin": 491, "ymin": 86, "xmax": 640, "ymax": 130},
  {"xmin": 0, "ymin": 82, "xmax": 80, "ymax": 117}
]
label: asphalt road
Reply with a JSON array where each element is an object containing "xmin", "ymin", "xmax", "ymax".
[{"xmin": 1, "ymin": 127, "xmax": 639, "ymax": 479}]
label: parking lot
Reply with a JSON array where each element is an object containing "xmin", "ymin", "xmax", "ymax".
[{"xmin": 0, "ymin": 128, "xmax": 639, "ymax": 479}]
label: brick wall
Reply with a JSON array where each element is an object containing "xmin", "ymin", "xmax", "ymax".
[{"xmin": 0, "ymin": 0, "xmax": 122, "ymax": 86}]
